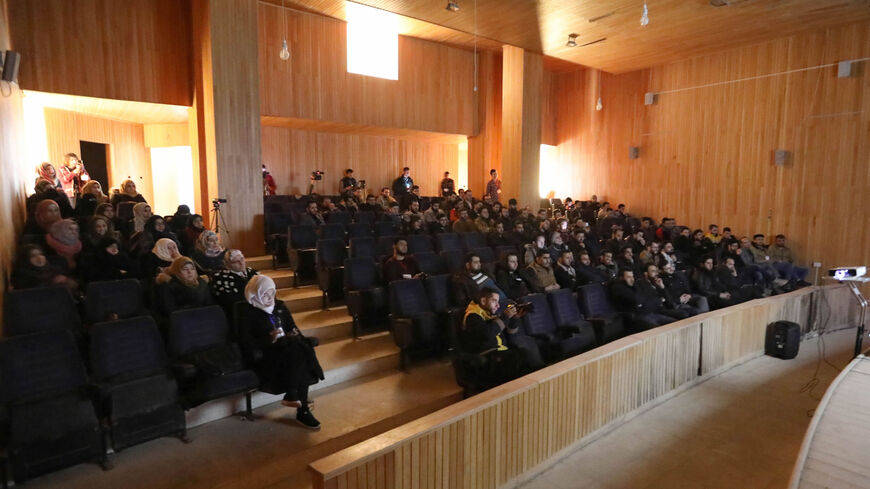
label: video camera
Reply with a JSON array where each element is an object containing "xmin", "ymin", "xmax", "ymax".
[
  {"xmin": 312, "ymin": 170, "xmax": 324, "ymax": 181},
  {"xmin": 212, "ymin": 197, "xmax": 227, "ymax": 209},
  {"xmin": 505, "ymin": 301, "xmax": 535, "ymax": 316}
]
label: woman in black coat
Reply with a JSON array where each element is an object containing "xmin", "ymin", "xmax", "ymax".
[
  {"xmin": 240, "ymin": 275, "xmax": 323, "ymax": 430},
  {"xmin": 82, "ymin": 237, "xmax": 135, "ymax": 283},
  {"xmin": 140, "ymin": 238, "xmax": 181, "ymax": 281},
  {"xmin": 153, "ymin": 256, "xmax": 214, "ymax": 317},
  {"xmin": 209, "ymin": 249, "xmax": 258, "ymax": 314}
]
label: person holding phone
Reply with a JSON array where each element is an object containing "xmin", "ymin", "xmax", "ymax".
[{"xmin": 58, "ymin": 153, "xmax": 90, "ymax": 205}]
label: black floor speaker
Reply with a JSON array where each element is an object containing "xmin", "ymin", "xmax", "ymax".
[{"xmin": 765, "ymin": 321, "xmax": 801, "ymax": 360}]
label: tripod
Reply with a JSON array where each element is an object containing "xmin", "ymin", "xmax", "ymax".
[{"xmin": 211, "ymin": 201, "xmax": 231, "ymax": 238}]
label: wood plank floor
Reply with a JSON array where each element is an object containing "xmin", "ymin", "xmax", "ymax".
[{"xmin": 519, "ymin": 329, "xmax": 855, "ymax": 489}]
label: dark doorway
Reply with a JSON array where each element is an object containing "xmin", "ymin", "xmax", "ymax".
[{"xmin": 79, "ymin": 141, "xmax": 111, "ymax": 192}]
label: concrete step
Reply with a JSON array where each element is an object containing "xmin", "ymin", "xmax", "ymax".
[
  {"xmin": 311, "ymin": 331, "xmax": 399, "ymax": 392},
  {"xmin": 33, "ymin": 362, "xmax": 462, "ymax": 489},
  {"xmin": 276, "ymin": 285, "xmax": 323, "ymax": 313},
  {"xmin": 247, "ymin": 254, "xmax": 274, "ymax": 271},
  {"xmin": 292, "ymin": 307, "xmax": 354, "ymax": 343},
  {"xmin": 260, "ymin": 268, "xmax": 295, "ymax": 289}
]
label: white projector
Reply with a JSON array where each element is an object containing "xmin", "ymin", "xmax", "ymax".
[{"xmin": 828, "ymin": 266, "xmax": 867, "ymax": 281}]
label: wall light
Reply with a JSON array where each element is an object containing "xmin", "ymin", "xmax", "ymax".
[
  {"xmin": 640, "ymin": 3, "xmax": 649, "ymax": 26},
  {"xmin": 446, "ymin": 1, "xmax": 460, "ymax": 12},
  {"xmin": 279, "ymin": 0, "xmax": 290, "ymax": 61}
]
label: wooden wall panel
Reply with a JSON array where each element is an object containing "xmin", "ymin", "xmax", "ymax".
[
  {"xmin": 258, "ymin": 4, "xmax": 475, "ymax": 136},
  {"xmin": 144, "ymin": 123, "xmax": 189, "ymax": 148},
  {"xmin": 310, "ymin": 286, "xmax": 848, "ymax": 489},
  {"xmin": 261, "ymin": 126, "xmax": 461, "ymax": 197},
  {"xmin": 42, "ymin": 108, "xmax": 153, "ymax": 204},
  {"xmin": 468, "ymin": 51, "xmax": 502, "ymax": 197},
  {"xmin": 7, "ymin": 0, "xmax": 192, "ymax": 106},
  {"xmin": 502, "ymin": 46, "xmax": 543, "ymax": 207},
  {"xmin": 553, "ymin": 20, "xmax": 870, "ymax": 274},
  {"xmin": 0, "ymin": 0, "xmax": 27, "ymax": 331}
]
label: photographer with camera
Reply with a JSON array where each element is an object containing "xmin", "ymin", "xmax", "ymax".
[
  {"xmin": 58, "ymin": 153, "xmax": 90, "ymax": 205},
  {"xmin": 307, "ymin": 170, "xmax": 325, "ymax": 195},
  {"xmin": 460, "ymin": 288, "xmax": 544, "ymax": 384},
  {"xmin": 339, "ymin": 169, "xmax": 357, "ymax": 200}
]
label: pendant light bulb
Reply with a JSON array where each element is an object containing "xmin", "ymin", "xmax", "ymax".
[
  {"xmin": 640, "ymin": 3, "xmax": 649, "ymax": 26},
  {"xmin": 279, "ymin": 39, "xmax": 290, "ymax": 60},
  {"xmin": 596, "ymin": 97, "xmax": 603, "ymax": 111}
]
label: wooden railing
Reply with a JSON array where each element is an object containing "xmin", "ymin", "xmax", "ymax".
[{"xmin": 309, "ymin": 285, "xmax": 856, "ymax": 489}]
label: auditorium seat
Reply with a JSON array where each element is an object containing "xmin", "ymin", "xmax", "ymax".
[
  {"xmin": 519, "ymin": 293, "xmax": 590, "ymax": 361},
  {"xmin": 167, "ymin": 306, "xmax": 259, "ymax": 413},
  {"xmin": 460, "ymin": 232, "xmax": 486, "ymax": 251},
  {"xmin": 423, "ymin": 274, "xmax": 464, "ymax": 346},
  {"xmin": 344, "ymin": 257, "xmax": 387, "ymax": 338},
  {"xmin": 436, "ymin": 233, "xmax": 463, "ymax": 253},
  {"xmin": 349, "ymin": 236, "xmax": 376, "ymax": 259},
  {"xmin": 376, "ymin": 235, "xmax": 398, "ymax": 263},
  {"xmin": 374, "ymin": 221, "xmax": 398, "ymax": 237},
  {"xmin": 388, "ymin": 279, "xmax": 441, "ymax": 370},
  {"xmin": 326, "ymin": 211, "xmax": 351, "ymax": 225},
  {"xmin": 413, "ymin": 252, "xmax": 447, "ymax": 276},
  {"xmin": 347, "ymin": 222, "xmax": 374, "ymax": 239},
  {"xmin": 440, "ymin": 250, "xmax": 465, "ymax": 274},
  {"xmin": 577, "ymin": 284, "xmax": 626, "ymax": 345},
  {"xmin": 89, "ymin": 316, "xmax": 187, "ymax": 451},
  {"xmin": 318, "ymin": 223, "xmax": 346, "ymax": 242},
  {"xmin": 316, "ymin": 239, "xmax": 347, "ymax": 308},
  {"xmin": 546, "ymin": 289, "xmax": 598, "ymax": 351},
  {"xmin": 288, "ymin": 225, "xmax": 318, "ymax": 286},
  {"xmin": 0, "ymin": 330, "xmax": 108, "ymax": 483},
  {"xmin": 354, "ymin": 211, "xmax": 375, "ymax": 224},
  {"xmin": 4, "ymin": 286, "xmax": 82, "ymax": 337},
  {"xmin": 85, "ymin": 279, "xmax": 147, "ymax": 324},
  {"xmin": 406, "ymin": 234, "xmax": 434, "ymax": 254}
]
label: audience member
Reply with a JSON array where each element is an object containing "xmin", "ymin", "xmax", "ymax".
[
  {"xmin": 659, "ymin": 261, "xmax": 708, "ymax": 314},
  {"xmin": 452, "ymin": 208, "xmax": 478, "ymax": 233},
  {"xmin": 142, "ymin": 237, "xmax": 182, "ymax": 281},
  {"xmin": 299, "ymin": 200, "xmax": 326, "ymax": 226},
  {"xmin": 692, "ymin": 257, "xmax": 740, "ymax": 309},
  {"xmin": 192, "ymin": 230, "xmax": 227, "ymax": 274},
  {"xmin": 182, "ymin": 214, "xmax": 206, "ymax": 253},
  {"xmin": 637, "ymin": 264, "xmax": 690, "ymax": 320},
  {"xmin": 75, "ymin": 180, "xmax": 107, "ymax": 218},
  {"xmin": 495, "ymin": 253, "xmax": 531, "ymax": 300},
  {"xmin": 768, "ymin": 234, "xmax": 809, "ymax": 284},
  {"xmin": 240, "ymin": 275, "xmax": 324, "ymax": 429},
  {"xmin": 169, "ymin": 205, "xmax": 192, "ymax": 233},
  {"xmin": 82, "ymin": 215, "xmax": 119, "ymax": 255},
  {"xmin": 452, "ymin": 253, "xmax": 502, "ymax": 307},
  {"xmin": 26, "ymin": 179, "xmax": 73, "ymax": 219},
  {"xmin": 440, "ymin": 171, "xmax": 455, "ymax": 197},
  {"xmin": 521, "ymin": 250, "xmax": 560, "ymax": 293},
  {"xmin": 392, "ymin": 167, "xmax": 413, "ymax": 203},
  {"xmin": 111, "ymin": 179, "xmax": 147, "ymax": 207},
  {"xmin": 154, "ymin": 256, "xmax": 214, "ymax": 316},
  {"xmin": 485, "ymin": 169, "xmax": 502, "ymax": 202},
  {"xmin": 10, "ymin": 244, "xmax": 77, "ymax": 292},
  {"xmin": 553, "ymin": 250, "xmax": 580, "ymax": 291},
  {"xmin": 210, "ymin": 249, "xmax": 259, "ymax": 312},
  {"xmin": 36, "ymin": 162, "xmax": 62, "ymax": 190},
  {"xmin": 486, "ymin": 222, "xmax": 512, "ymax": 248},
  {"xmin": 58, "ymin": 153, "xmax": 90, "ymax": 203},
  {"xmin": 45, "ymin": 219, "xmax": 82, "ymax": 272},
  {"xmin": 460, "ymin": 288, "xmax": 544, "ymax": 385},
  {"xmin": 83, "ymin": 237, "xmax": 134, "ymax": 284},
  {"xmin": 23, "ymin": 199, "xmax": 63, "ymax": 237},
  {"xmin": 383, "ymin": 238, "xmax": 423, "ymax": 282},
  {"xmin": 597, "ymin": 251, "xmax": 618, "ymax": 281},
  {"xmin": 474, "ymin": 207, "xmax": 495, "ymax": 233},
  {"xmin": 429, "ymin": 214, "xmax": 452, "ymax": 235},
  {"xmin": 131, "ymin": 202, "xmax": 153, "ymax": 234},
  {"xmin": 608, "ymin": 268, "xmax": 675, "ymax": 331},
  {"xmin": 575, "ymin": 251, "xmax": 610, "ymax": 286}
]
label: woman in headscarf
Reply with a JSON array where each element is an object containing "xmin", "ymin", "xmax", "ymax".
[
  {"xmin": 45, "ymin": 219, "xmax": 82, "ymax": 272},
  {"xmin": 75, "ymin": 180, "xmax": 108, "ymax": 219},
  {"xmin": 22, "ymin": 199, "xmax": 63, "ymax": 238},
  {"xmin": 210, "ymin": 249, "xmax": 259, "ymax": 312},
  {"xmin": 239, "ymin": 275, "xmax": 323, "ymax": 430},
  {"xmin": 110, "ymin": 179, "xmax": 147, "ymax": 207},
  {"xmin": 140, "ymin": 237, "xmax": 182, "ymax": 281},
  {"xmin": 95, "ymin": 202, "xmax": 124, "ymax": 233},
  {"xmin": 154, "ymin": 256, "xmax": 213, "ymax": 317},
  {"xmin": 130, "ymin": 202, "xmax": 152, "ymax": 235},
  {"xmin": 192, "ymin": 230, "xmax": 226, "ymax": 274},
  {"xmin": 82, "ymin": 237, "xmax": 135, "ymax": 283},
  {"xmin": 35, "ymin": 162, "xmax": 62, "ymax": 190},
  {"xmin": 129, "ymin": 215, "xmax": 178, "ymax": 258},
  {"xmin": 26, "ymin": 178, "xmax": 74, "ymax": 219},
  {"xmin": 82, "ymin": 215, "xmax": 120, "ymax": 255},
  {"xmin": 181, "ymin": 214, "xmax": 205, "ymax": 255},
  {"xmin": 11, "ymin": 244, "xmax": 78, "ymax": 292}
]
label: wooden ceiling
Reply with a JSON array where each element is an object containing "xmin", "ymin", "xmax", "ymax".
[
  {"xmin": 22, "ymin": 90, "xmax": 190, "ymax": 124},
  {"xmin": 270, "ymin": 0, "xmax": 870, "ymax": 73}
]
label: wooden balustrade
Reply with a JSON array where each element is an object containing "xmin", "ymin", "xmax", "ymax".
[{"xmin": 309, "ymin": 285, "xmax": 855, "ymax": 489}]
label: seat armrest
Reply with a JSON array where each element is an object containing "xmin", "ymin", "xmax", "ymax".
[
  {"xmin": 389, "ymin": 315, "xmax": 414, "ymax": 348},
  {"xmin": 171, "ymin": 362, "xmax": 198, "ymax": 381}
]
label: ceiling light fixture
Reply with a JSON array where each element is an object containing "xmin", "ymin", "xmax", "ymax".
[
  {"xmin": 640, "ymin": 2, "xmax": 649, "ymax": 26},
  {"xmin": 279, "ymin": 0, "xmax": 290, "ymax": 61},
  {"xmin": 446, "ymin": 1, "xmax": 459, "ymax": 12},
  {"xmin": 566, "ymin": 33, "xmax": 578, "ymax": 47}
]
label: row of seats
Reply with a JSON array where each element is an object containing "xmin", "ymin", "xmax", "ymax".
[{"xmin": 0, "ymin": 288, "xmax": 267, "ymax": 484}]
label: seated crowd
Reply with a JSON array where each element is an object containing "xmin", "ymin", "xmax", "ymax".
[
  {"xmin": 12, "ymin": 162, "xmax": 323, "ymax": 431},
  {"xmin": 271, "ymin": 179, "xmax": 810, "ymax": 392}
]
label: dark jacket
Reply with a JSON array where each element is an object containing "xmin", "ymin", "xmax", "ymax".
[
  {"xmin": 154, "ymin": 277, "xmax": 214, "ymax": 317},
  {"xmin": 494, "ymin": 266, "xmax": 530, "ymax": 300},
  {"xmin": 452, "ymin": 272, "xmax": 498, "ymax": 307},
  {"xmin": 608, "ymin": 280, "xmax": 662, "ymax": 314},
  {"xmin": 383, "ymin": 256, "xmax": 421, "ymax": 283},
  {"xmin": 553, "ymin": 263, "xmax": 580, "ymax": 291},
  {"xmin": 661, "ymin": 271, "xmax": 693, "ymax": 297},
  {"xmin": 576, "ymin": 264, "xmax": 610, "ymax": 286},
  {"xmin": 691, "ymin": 268, "xmax": 726, "ymax": 299}
]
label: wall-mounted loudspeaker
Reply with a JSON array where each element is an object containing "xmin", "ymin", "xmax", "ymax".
[
  {"xmin": 1, "ymin": 50, "xmax": 21, "ymax": 83},
  {"xmin": 774, "ymin": 149, "xmax": 790, "ymax": 166},
  {"xmin": 838, "ymin": 61, "xmax": 853, "ymax": 78},
  {"xmin": 644, "ymin": 92, "xmax": 657, "ymax": 105},
  {"xmin": 629, "ymin": 146, "xmax": 640, "ymax": 159}
]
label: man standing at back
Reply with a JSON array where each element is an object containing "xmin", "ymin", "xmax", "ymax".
[
  {"xmin": 485, "ymin": 169, "xmax": 502, "ymax": 203},
  {"xmin": 392, "ymin": 167, "xmax": 413, "ymax": 208},
  {"xmin": 440, "ymin": 171, "xmax": 455, "ymax": 197}
]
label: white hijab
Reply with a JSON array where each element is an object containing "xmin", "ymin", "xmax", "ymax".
[
  {"xmin": 245, "ymin": 275, "xmax": 276, "ymax": 315},
  {"xmin": 152, "ymin": 238, "xmax": 178, "ymax": 262}
]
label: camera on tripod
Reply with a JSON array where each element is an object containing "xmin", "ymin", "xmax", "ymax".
[
  {"xmin": 311, "ymin": 170, "xmax": 324, "ymax": 181},
  {"xmin": 212, "ymin": 197, "xmax": 227, "ymax": 208}
]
